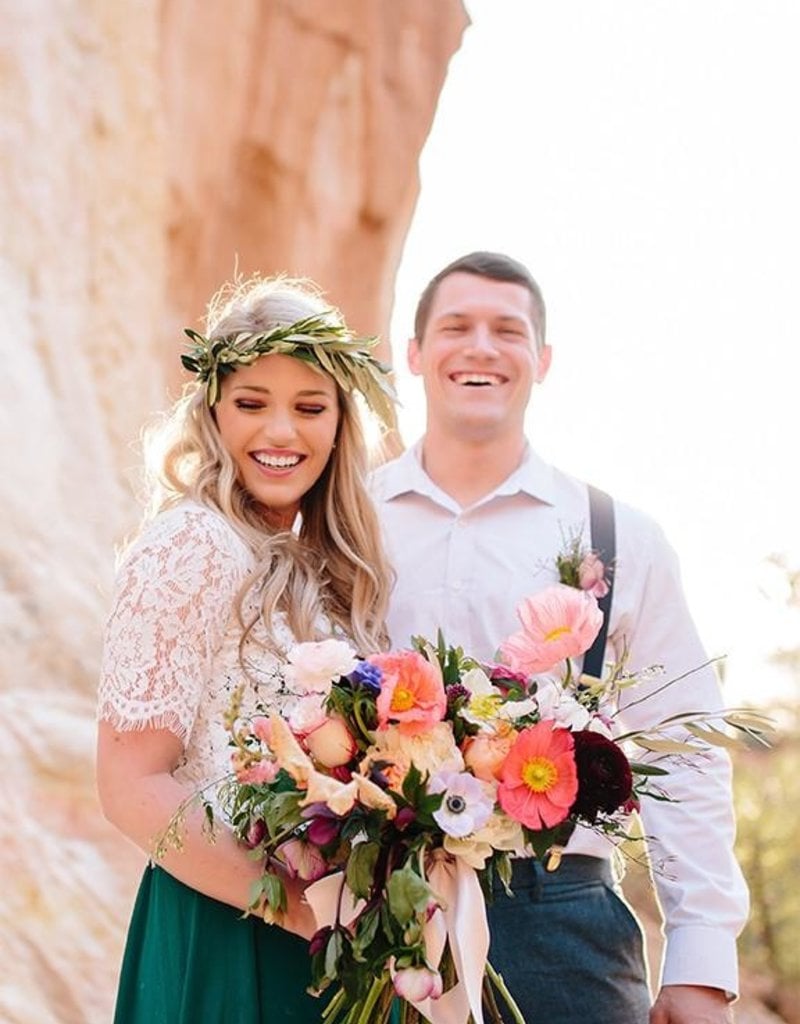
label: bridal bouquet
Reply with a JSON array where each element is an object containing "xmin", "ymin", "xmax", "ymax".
[{"xmin": 165, "ymin": 542, "xmax": 766, "ymax": 1024}]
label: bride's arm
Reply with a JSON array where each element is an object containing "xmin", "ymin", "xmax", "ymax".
[{"xmin": 96, "ymin": 722, "xmax": 317, "ymax": 939}]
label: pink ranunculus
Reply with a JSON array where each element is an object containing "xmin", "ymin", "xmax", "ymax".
[
  {"xmin": 305, "ymin": 715, "xmax": 358, "ymax": 768},
  {"xmin": 497, "ymin": 720, "xmax": 578, "ymax": 830},
  {"xmin": 578, "ymin": 552, "xmax": 610, "ymax": 599},
  {"xmin": 392, "ymin": 964, "xmax": 444, "ymax": 1002},
  {"xmin": 370, "ymin": 651, "xmax": 447, "ymax": 736},
  {"xmin": 463, "ymin": 725, "xmax": 518, "ymax": 782},
  {"xmin": 276, "ymin": 838, "xmax": 329, "ymax": 881},
  {"xmin": 235, "ymin": 759, "xmax": 279, "ymax": 785},
  {"xmin": 500, "ymin": 584, "xmax": 603, "ymax": 675}
]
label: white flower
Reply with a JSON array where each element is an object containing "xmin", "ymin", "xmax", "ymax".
[
  {"xmin": 459, "ymin": 667, "xmax": 507, "ymax": 728},
  {"xmin": 461, "ymin": 666, "xmax": 538, "ymax": 729},
  {"xmin": 284, "ymin": 639, "xmax": 358, "ymax": 694},
  {"xmin": 587, "ymin": 714, "xmax": 614, "ymax": 739},
  {"xmin": 534, "ymin": 678, "xmax": 591, "ymax": 731},
  {"xmin": 495, "ymin": 697, "xmax": 539, "ymax": 721},
  {"xmin": 286, "ymin": 694, "xmax": 327, "ymax": 735},
  {"xmin": 429, "ymin": 770, "xmax": 495, "ymax": 838}
]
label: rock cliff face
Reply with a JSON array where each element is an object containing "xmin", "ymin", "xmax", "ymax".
[{"xmin": 0, "ymin": 2, "xmax": 466, "ymax": 1020}]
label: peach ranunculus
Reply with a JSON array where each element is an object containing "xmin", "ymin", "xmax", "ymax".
[
  {"xmin": 370, "ymin": 651, "xmax": 447, "ymax": 736},
  {"xmin": 443, "ymin": 812, "xmax": 525, "ymax": 869},
  {"xmin": 500, "ymin": 584, "xmax": 603, "ymax": 675},
  {"xmin": 497, "ymin": 721, "xmax": 578, "ymax": 830},
  {"xmin": 462, "ymin": 722, "xmax": 518, "ymax": 782},
  {"xmin": 305, "ymin": 715, "xmax": 358, "ymax": 768},
  {"xmin": 362, "ymin": 722, "xmax": 464, "ymax": 792}
]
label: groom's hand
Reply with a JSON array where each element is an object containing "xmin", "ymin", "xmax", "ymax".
[{"xmin": 650, "ymin": 985, "xmax": 734, "ymax": 1024}]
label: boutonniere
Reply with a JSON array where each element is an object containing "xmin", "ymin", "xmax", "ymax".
[{"xmin": 555, "ymin": 530, "xmax": 612, "ymax": 599}]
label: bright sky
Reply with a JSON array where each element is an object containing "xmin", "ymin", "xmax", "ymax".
[{"xmin": 391, "ymin": 0, "xmax": 800, "ymax": 705}]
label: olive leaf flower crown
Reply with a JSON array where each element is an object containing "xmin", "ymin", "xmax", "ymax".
[{"xmin": 181, "ymin": 312, "xmax": 396, "ymax": 427}]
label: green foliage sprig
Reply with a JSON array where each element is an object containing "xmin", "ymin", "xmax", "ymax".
[{"xmin": 181, "ymin": 312, "xmax": 397, "ymax": 427}]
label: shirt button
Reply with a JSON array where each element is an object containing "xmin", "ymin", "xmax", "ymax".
[{"xmin": 451, "ymin": 581, "xmax": 463, "ymax": 591}]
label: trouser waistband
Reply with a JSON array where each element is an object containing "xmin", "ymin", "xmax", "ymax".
[{"xmin": 492, "ymin": 854, "xmax": 613, "ymax": 895}]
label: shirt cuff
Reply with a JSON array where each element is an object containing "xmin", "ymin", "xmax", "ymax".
[{"xmin": 661, "ymin": 926, "xmax": 740, "ymax": 999}]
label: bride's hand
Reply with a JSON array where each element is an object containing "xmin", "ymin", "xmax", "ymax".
[
  {"xmin": 259, "ymin": 863, "xmax": 318, "ymax": 941},
  {"xmin": 280, "ymin": 874, "xmax": 318, "ymax": 941}
]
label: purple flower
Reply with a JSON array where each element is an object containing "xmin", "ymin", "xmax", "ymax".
[
  {"xmin": 349, "ymin": 660, "xmax": 383, "ymax": 692},
  {"xmin": 306, "ymin": 815, "xmax": 340, "ymax": 846},
  {"xmin": 445, "ymin": 683, "xmax": 470, "ymax": 711}
]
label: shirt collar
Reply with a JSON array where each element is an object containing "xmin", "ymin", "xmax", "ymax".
[{"xmin": 378, "ymin": 439, "xmax": 557, "ymax": 508}]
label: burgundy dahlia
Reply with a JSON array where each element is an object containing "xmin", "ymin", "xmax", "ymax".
[{"xmin": 570, "ymin": 730, "xmax": 633, "ymax": 823}]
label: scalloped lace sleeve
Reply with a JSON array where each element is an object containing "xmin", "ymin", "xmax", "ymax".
[{"xmin": 97, "ymin": 503, "xmax": 254, "ymax": 741}]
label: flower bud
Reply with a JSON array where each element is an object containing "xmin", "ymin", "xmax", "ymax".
[
  {"xmin": 244, "ymin": 819, "xmax": 267, "ymax": 849},
  {"xmin": 308, "ymin": 925, "xmax": 332, "ymax": 957},
  {"xmin": 392, "ymin": 965, "xmax": 443, "ymax": 1002}
]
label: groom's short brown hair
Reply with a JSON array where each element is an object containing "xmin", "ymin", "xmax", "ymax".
[{"xmin": 413, "ymin": 251, "xmax": 547, "ymax": 351}]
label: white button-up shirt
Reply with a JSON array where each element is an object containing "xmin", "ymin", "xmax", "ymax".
[{"xmin": 370, "ymin": 441, "xmax": 748, "ymax": 996}]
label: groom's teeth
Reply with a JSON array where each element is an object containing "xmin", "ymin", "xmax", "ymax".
[
  {"xmin": 451, "ymin": 372, "xmax": 503, "ymax": 386},
  {"xmin": 253, "ymin": 453, "xmax": 301, "ymax": 468}
]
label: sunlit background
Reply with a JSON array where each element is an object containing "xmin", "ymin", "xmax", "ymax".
[{"xmin": 391, "ymin": 0, "xmax": 800, "ymax": 705}]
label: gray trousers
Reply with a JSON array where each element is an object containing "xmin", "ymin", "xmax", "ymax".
[{"xmin": 487, "ymin": 855, "xmax": 651, "ymax": 1024}]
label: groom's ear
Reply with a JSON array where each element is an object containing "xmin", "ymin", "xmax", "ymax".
[
  {"xmin": 535, "ymin": 344, "xmax": 553, "ymax": 383},
  {"xmin": 407, "ymin": 336, "xmax": 423, "ymax": 375}
]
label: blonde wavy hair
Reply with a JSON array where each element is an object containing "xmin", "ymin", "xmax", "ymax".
[{"xmin": 144, "ymin": 275, "xmax": 392, "ymax": 655}]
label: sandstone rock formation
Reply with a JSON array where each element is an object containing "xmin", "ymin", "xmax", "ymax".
[{"xmin": 0, "ymin": 2, "xmax": 467, "ymax": 1021}]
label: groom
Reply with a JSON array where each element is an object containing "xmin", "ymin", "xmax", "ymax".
[{"xmin": 371, "ymin": 252, "xmax": 748, "ymax": 1023}]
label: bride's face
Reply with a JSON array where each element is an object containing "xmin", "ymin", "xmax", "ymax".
[{"xmin": 214, "ymin": 354, "xmax": 339, "ymax": 527}]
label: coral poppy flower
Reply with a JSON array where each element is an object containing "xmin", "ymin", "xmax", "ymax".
[
  {"xmin": 370, "ymin": 650, "xmax": 447, "ymax": 736},
  {"xmin": 500, "ymin": 584, "xmax": 603, "ymax": 675},
  {"xmin": 498, "ymin": 721, "xmax": 579, "ymax": 830}
]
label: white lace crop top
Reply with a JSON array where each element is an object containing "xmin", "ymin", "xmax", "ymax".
[{"xmin": 97, "ymin": 501, "xmax": 296, "ymax": 795}]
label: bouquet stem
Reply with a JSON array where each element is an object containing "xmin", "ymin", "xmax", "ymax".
[{"xmin": 484, "ymin": 961, "xmax": 526, "ymax": 1024}]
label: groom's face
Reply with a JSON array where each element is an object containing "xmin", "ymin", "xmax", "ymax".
[{"xmin": 408, "ymin": 272, "xmax": 551, "ymax": 441}]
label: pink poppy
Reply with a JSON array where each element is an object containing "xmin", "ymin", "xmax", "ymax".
[
  {"xmin": 500, "ymin": 584, "xmax": 603, "ymax": 675},
  {"xmin": 370, "ymin": 651, "xmax": 447, "ymax": 736},
  {"xmin": 497, "ymin": 721, "xmax": 578, "ymax": 830}
]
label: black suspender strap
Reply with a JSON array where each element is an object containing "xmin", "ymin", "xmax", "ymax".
[{"xmin": 582, "ymin": 485, "xmax": 616, "ymax": 680}]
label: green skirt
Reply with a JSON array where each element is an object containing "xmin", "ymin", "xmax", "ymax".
[{"xmin": 113, "ymin": 866, "xmax": 324, "ymax": 1023}]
